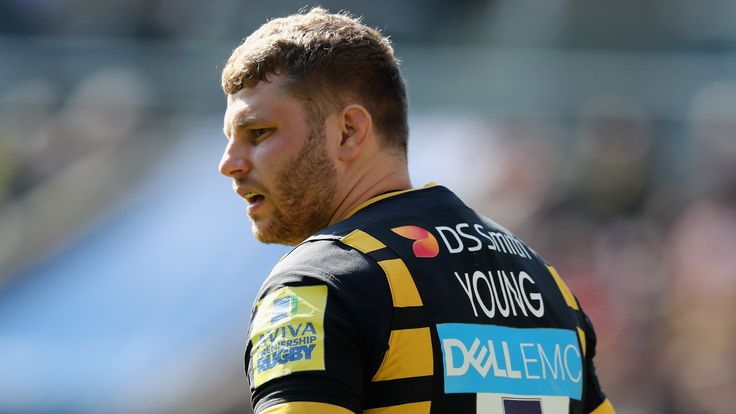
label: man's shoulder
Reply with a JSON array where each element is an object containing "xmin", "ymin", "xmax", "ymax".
[{"xmin": 263, "ymin": 236, "xmax": 382, "ymax": 290}]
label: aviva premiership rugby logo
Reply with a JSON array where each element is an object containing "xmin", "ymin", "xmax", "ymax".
[
  {"xmin": 250, "ymin": 286, "xmax": 327, "ymax": 387},
  {"xmin": 391, "ymin": 225, "xmax": 440, "ymax": 258}
]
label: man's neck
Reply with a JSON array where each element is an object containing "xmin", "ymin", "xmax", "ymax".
[{"xmin": 327, "ymin": 163, "xmax": 411, "ymax": 226}]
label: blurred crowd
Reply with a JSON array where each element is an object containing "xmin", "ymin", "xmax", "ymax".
[
  {"xmin": 1, "ymin": 1, "xmax": 735, "ymax": 413},
  {"xmin": 423, "ymin": 85, "xmax": 736, "ymax": 413}
]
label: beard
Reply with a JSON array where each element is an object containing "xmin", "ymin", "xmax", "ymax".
[{"xmin": 251, "ymin": 126, "xmax": 338, "ymax": 245}]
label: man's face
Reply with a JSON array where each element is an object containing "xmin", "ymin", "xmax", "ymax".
[{"xmin": 220, "ymin": 75, "xmax": 337, "ymax": 245}]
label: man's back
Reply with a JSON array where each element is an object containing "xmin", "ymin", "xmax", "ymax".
[{"xmin": 246, "ymin": 185, "xmax": 613, "ymax": 414}]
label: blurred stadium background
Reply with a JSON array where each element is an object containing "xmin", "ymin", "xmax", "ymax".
[{"xmin": 1, "ymin": 1, "xmax": 735, "ymax": 413}]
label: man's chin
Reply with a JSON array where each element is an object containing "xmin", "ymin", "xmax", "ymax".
[{"xmin": 251, "ymin": 222, "xmax": 304, "ymax": 246}]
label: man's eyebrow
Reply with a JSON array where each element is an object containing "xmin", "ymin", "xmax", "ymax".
[{"xmin": 223, "ymin": 114, "xmax": 259, "ymax": 137}]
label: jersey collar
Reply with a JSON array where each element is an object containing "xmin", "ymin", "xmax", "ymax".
[{"xmin": 343, "ymin": 182, "xmax": 439, "ymax": 220}]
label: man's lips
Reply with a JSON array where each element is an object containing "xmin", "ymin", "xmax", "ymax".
[
  {"xmin": 235, "ymin": 189, "xmax": 267, "ymax": 215},
  {"xmin": 234, "ymin": 187, "xmax": 264, "ymax": 203},
  {"xmin": 241, "ymin": 191, "xmax": 265, "ymax": 204},
  {"xmin": 245, "ymin": 193, "xmax": 267, "ymax": 215}
]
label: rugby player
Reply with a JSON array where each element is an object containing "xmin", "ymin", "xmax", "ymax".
[{"xmin": 219, "ymin": 7, "xmax": 615, "ymax": 414}]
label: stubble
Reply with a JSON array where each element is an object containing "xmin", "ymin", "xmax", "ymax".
[{"xmin": 253, "ymin": 127, "xmax": 337, "ymax": 245}]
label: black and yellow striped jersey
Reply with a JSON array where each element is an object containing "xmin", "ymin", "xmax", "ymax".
[{"xmin": 245, "ymin": 185, "xmax": 614, "ymax": 414}]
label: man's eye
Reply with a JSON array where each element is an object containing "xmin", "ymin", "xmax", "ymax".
[{"xmin": 252, "ymin": 128, "xmax": 270, "ymax": 138}]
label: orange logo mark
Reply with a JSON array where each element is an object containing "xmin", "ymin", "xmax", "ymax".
[{"xmin": 391, "ymin": 225, "xmax": 439, "ymax": 258}]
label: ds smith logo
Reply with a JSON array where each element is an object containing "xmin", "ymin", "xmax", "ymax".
[{"xmin": 391, "ymin": 225, "xmax": 440, "ymax": 258}]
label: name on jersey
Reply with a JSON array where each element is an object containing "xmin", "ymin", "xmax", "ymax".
[
  {"xmin": 249, "ymin": 286, "xmax": 327, "ymax": 387},
  {"xmin": 437, "ymin": 324, "xmax": 583, "ymax": 399},
  {"xmin": 436, "ymin": 222, "xmax": 531, "ymax": 260},
  {"xmin": 455, "ymin": 269, "xmax": 545, "ymax": 319}
]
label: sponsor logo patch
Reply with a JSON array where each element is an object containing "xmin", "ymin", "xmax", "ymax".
[
  {"xmin": 250, "ymin": 285, "xmax": 327, "ymax": 387},
  {"xmin": 437, "ymin": 323, "xmax": 583, "ymax": 399},
  {"xmin": 391, "ymin": 222, "xmax": 532, "ymax": 260},
  {"xmin": 391, "ymin": 225, "xmax": 440, "ymax": 258}
]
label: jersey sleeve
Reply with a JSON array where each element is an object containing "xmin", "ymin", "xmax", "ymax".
[
  {"xmin": 245, "ymin": 241, "xmax": 392, "ymax": 414},
  {"xmin": 578, "ymin": 307, "xmax": 616, "ymax": 414}
]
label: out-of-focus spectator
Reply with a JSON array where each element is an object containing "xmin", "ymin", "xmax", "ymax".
[
  {"xmin": 662, "ymin": 80, "xmax": 736, "ymax": 414},
  {"xmin": 566, "ymin": 95, "xmax": 656, "ymax": 220}
]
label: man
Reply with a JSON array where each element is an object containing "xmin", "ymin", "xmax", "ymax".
[{"xmin": 219, "ymin": 7, "xmax": 614, "ymax": 414}]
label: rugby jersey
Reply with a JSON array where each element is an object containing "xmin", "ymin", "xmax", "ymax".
[{"xmin": 245, "ymin": 184, "xmax": 614, "ymax": 414}]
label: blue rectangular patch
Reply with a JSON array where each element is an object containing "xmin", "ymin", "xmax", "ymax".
[{"xmin": 437, "ymin": 324, "xmax": 583, "ymax": 399}]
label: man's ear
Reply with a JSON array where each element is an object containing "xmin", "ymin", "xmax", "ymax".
[{"xmin": 338, "ymin": 104, "xmax": 372, "ymax": 161}]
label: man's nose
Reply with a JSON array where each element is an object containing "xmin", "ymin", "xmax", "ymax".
[{"xmin": 219, "ymin": 140, "xmax": 251, "ymax": 177}]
